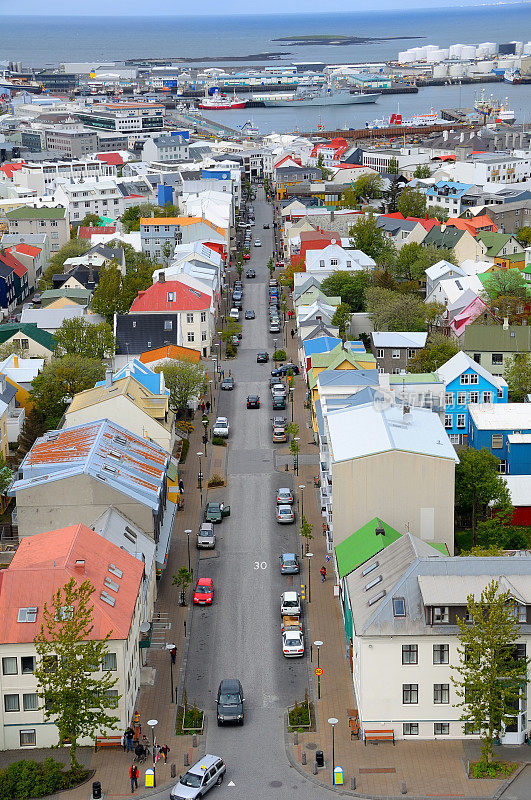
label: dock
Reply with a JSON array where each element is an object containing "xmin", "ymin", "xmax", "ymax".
[{"xmin": 300, "ymin": 121, "xmax": 479, "ymax": 142}]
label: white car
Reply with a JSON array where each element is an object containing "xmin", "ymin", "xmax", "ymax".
[
  {"xmin": 272, "ymin": 384, "xmax": 287, "ymax": 399},
  {"xmin": 281, "ymin": 591, "xmax": 301, "ymax": 616},
  {"xmin": 229, "ymin": 308, "xmax": 240, "ymax": 321},
  {"xmin": 277, "ymin": 505, "xmax": 295, "ymax": 524},
  {"xmin": 254, "ymin": 239, "xmax": 262, "ymax": 247},
  {"xmin": 282, "ymin": 629, "xmax": 305, "ymax": 658},
  {"xmin": 213, "ymin": 417, "xmax": 229, "ymax": 438},
  {"xmin": 277, "ymin": 488, "xmax": 294, "ymax": 505}
]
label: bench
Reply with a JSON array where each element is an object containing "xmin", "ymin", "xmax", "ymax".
[
  {"xmin": 364, "ymin": 729, "xmax": 395, "ymax": 745},
  {"xmin": 94, "ymin": 735, "xmax": 122, "ymax": 751},
  {"xmin": 348, "ymin": 711, "xmax": 360, "ymax": 740}
]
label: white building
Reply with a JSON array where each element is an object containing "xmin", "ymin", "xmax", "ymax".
[
  {"xmin": 54, "ymin": 178, "xmax": 124, "ymax": 222},
  {"xmin": 305, "ymin": 244, "xmax": 375, "ymax": 278},
  {"xmin": 10, "ymin": 159, "xmax": 116, "ymax": 196},
  {"xmin": 454, "ymin": 153, "xmax": 531, "ymax": 187},
  {"xmin": 142, "ymin": 134, "xmax": 189, "ymax": 164}
]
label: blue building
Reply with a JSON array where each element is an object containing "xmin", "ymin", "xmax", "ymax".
[
  {"xmin": 436, "ymin": 351, "xmax": 508, "ymax": 445},
  {"xmin": 95, "ymin": 358, "xmax": 169, "ymax": 397},
  {"xmin": 468, "ymin": 404, "xmax": 531, "ymax": 475}
]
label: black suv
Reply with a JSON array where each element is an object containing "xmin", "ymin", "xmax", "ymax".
[{"xmin": 217, "ymin": 679, "xmax": 244, "ymax": 726}]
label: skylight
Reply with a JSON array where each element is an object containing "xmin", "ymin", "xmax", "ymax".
[
  {"xmin": 365, "ymin": 575, "xmax": 383, "ymax": 591},
  {"xmin": 368, "ymin": 590, "xmax": 386, "ymax": 606},
  {"xmin": 104, "ymin": 577, "xmax": 119, "ymax": 593},
  {"xmin": 362, "ymin": 561, "xmax": 379, "ymax": 577},
  {"xmin": 393, "ymin": 597, "xmax": 406, "ymax": 617},
  {"xmin": 100, "ymin": 591, "xmax": 116, "ymax": 607},
  {"xmin": 18, "ymin": 607, "xmax": 37, "ymax": 623},
  {"xmin": 108, "ymin": 563, "xmax": 123, "ymax": 579}
]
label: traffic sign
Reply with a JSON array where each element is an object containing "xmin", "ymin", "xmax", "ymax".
[{"xmin": 315, "ymin": 667, "xmax": 323, "ymax": 676}]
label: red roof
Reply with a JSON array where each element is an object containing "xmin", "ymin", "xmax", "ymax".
[
  {"xmin": 11, "ymin": 243, "xmax": 42, "ymax": 257},
  {"xmin": 130, "ymin": 280, "xmax": 210, "ymax": 313},
  {"xmin": 0, "ymin": 524, "xmax": 144, "ymax": 644},
  {"xmin": 405, "ymin": 216, "xmax": 441, "ymax": 231},
  {"xmin": 78, "ymin": 225, "xmax": 117, "ymax": 239},
  {"xmin": 447, "ymin": 215, "xmax": 497, "ymax": 235},
  {"xmin": 310, "ymin": 137, "xmax": 349, "ymax": 160},
  {"xmin": 0, "ymin": 162, "xmax": 25, "ymax": 179},
  {"xmin": 95, "ymin": 152, "xmax": 124, "ymax": 166},
  {"xmin": 274, "ymin": 155, "xmax": 302, "ymax": 169},
  {"xmin": 1, "ymin": 249, "xmax": 28, "ymax": 278}
]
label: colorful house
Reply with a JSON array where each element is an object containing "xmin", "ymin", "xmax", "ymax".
[{"xmin": 468, "ymin": 404, "xmax": 531, "ymax": 475}]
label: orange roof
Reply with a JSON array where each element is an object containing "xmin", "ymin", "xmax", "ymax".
[
  {"xmin": 11, "ymin": 243, "xmax": 42, "ymax": 257},
  {"xmin": 0, "ymin": 524, "xmax": 144, "ymax": 644},
  {"xmin": 447, "ymin": 215, "xmax": 497, "ymax": 235},
  {"xmin": 140, "ymin": 216, "xmax": 225, "ymax": 235},
  {"xmin": 0, "ymin": 162, "xmax": 25, "ymax": 179},
  {"xmin": 95, "ymin": 152, "xmax": 124, "ymax": 166},
  {"xmin": 140, "ymin": 344, "xmax": 201, "ymax": 364}
]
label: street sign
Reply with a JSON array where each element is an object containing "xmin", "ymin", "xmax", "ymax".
[{"xmin": 315, "ymin": 667, "xmax": 323, "ymax": 676}]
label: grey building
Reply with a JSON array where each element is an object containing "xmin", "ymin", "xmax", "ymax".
[
  {"xmin": 462, "ymin": 324, "xmax": 531, "ymax": 377},
  {"xmin": 370, "ymin": 331, "xmax": 428, "ymax": 374},
  {"xmin": 96, "ymin": 132, "xmax": 129, "ymax": 152},
  {"xmin": 470, "ymin": 200, "xmax": 531, "ymax": 235},
  {"xmin": 44, "ymin": 128, "xmax": 99, "ymax": 159},
  {"xmin": 142, "ymin": 134, "xmax": 189, "ymax": 163},
  {"xmin": 21, "ymin": 130, "xmax": 45, "ymax": 153},
  {"xmin": 5, "ymin": 207, "xmax": 69, "ymax": 253}
]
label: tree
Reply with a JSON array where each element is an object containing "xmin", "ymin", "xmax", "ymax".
[
  {"xmin": 353, "ymin": 173, "xmax": 382, "ymax": 203},
  {"xmin": 16, "ymin": 407, "xmax": 47, "ymax": 459},
  {"xmin": 451, "ymin": 580, "xmax": 529, "ymax": 768},
  {"xmin": 396, "ymin": 186, "xmax": 427, "ymax": 219},
  {"xmin": 366, "ymin": 287, "xmax": 444, "ymax": 332},
  {"xmin": 384, "ymin": 174, "xmax": 402, "ymax": 213},
  {"xmin": 316, "ymin": 153, "xmax": 332, "ymax": 181},
  {"xmin": 33, "ymin": 578, "xmax": 120, "ymax": 770},
  {"xmin": 120, "ymin": 203, "xmax": 159, "ymax": 233},
  {"xmin": 31, "ymin": 356, "xmax": 106, "ymax": 428},
  {"xmin": 388, "ymin": 157, "xmax": 399, "ymax": 175},
  {"xmin": 172, "ymin": 567, "xmax": 193, "ymax": 605},
  {"xmin": 504, "ymin": 352, "xmax": 531, "ymax": 402},
  {"xmin": 79, "ymin": 213, "xmax": 101, "ymax": 228},
  {"xmin": 338, "ymin": 187, "xmax": 359, "ymax": 210},
  {"xmin": 350, "ymin": 215, "xmax": 396, "ymax": 266},
  {"xmin": 413, "ymin": 164, "xmax": 432, "ymax": 179},
  {"xmin": 489, "ymin": 293, "xmax": 528, "ymax": 324},
  {"xmin": 54, "ymin": 318, "xmax": 115, "ymax": 360},
  {"xmin": 154, "ymin": 360, "xmax": 206, "ymax": 416},
  {"xmin": 91, "ymin": 263, "xmax": 124, "ymax": 321},
  {"xmin": 455, "ymin": 448, "xmax": 512, "ymax": 545},
  {"xmin": 515, "ymin": 226, "xmax": 531, "ymax": 248},
  {"xmin": 331, "ymin": 303, "xmax": 352, "ymax": 338},
  {"xmin": 320, "ymin": 271, "xmax": 371, "ymax": 312},
  {"xmin": 0, "ymin": 460, "xmax": 13, "ymax": 514},
  {"xmin": 482, "ymin": 269, "xmax": 527, "ymax": 302},
  {"xmin": 0, "ymin": 340, "xmax": 24, "ymax": 360},
  {"xmin": 41, "ymin": 240, "xmax": 90, "ymax": 289},
  {"xmin": 393, "ymin": 242, "xmax": 456, "ymax": 283},
  {"xmin": 407, "ymin": 331, "xmax": 459, "ymax": 372},
  {"xmin": 430, "ymin": 204, "xmax": 449, "ymax": 222},
  {"xmin": 300, "ymin": 515, "xmax": 314, "ymax": 553},
  {"xmin": 267, "ymin": 257, "xmax": 275, "ymax": 276},
  {"xmin": 162, "ymin": 240, "xmax": 174, "ymax": 265}
]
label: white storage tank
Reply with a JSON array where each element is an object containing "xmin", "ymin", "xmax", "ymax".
[
  {"xmin": 398, "ymin": 51, "xmax": 414, "ymax": 64},
  {"xmin": 511, "ymin": 41, "xmax": 524, "ymax": 55},
  {"xmin": 427, "ymin": 49, "xmax": 443, "ymax": 63},
  {"xmin": 498, "ymin": 58, "xmax": 515, "ymax": 70},
  {"xmin": 438, "ymin": 49, "xmax": 450, "ymax": 60},
  {"xmin": 433, "ymin": 64, "xmax": 448, "ymax": 79},
  {"xmin": 478, "ymin": 42, "xmax": 498, "ymax": 56},
  {"xmin": 449, "ymin": 43, "xmax": 464, "ymax": 59},
  {"xmin": 474, "ymin": 60, "xmax": 494, "ymax": 74},
  {"xmin": 415, "ymin": 47, "xmax": 428, "ymax": 60},
  {"xmin": 449, "ymin": 63, "xmax": 467, "ymax": 77},
  {"xmin": 461, "ymin": 45, "xmax": 477, "ymax": 60},
  {"xmin": 523, "ymin": 42, "xmax": 531, "ymax": 56}
]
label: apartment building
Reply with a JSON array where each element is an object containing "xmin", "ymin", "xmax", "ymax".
[
  {"xmin": 44, "ymin": 127, "xmax": 99, "ymax": 159},
  {"xmin": 54, "ymin": 179, "xmax": 124, "ymax": 222},
  {"xmin": 455, "ymin": 153, "xmax": 531, "ymax": 186},
  {"xmin": 76, "ymin": 102, "xmax": 165, "ymax": 142},
  {"xmin": 11, "ymin": 159, "xmax": 116, "ymax": 195},
  {"xmin": 5, "ymin": 207, "xmax": 69, "ymax": 253}
]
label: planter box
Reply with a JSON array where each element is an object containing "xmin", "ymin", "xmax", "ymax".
[
  {"xmin": 181, "ymin": 705, "xmax": 204, "ymax": 734},
  {"xmin": 287, "ymin": 702, "xmax": 313, "ymax": 731}
]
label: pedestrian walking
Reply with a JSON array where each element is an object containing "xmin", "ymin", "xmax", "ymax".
[
  {"xmin": 125, "ymin": 726, "xmax": 134, "ymax": 753},
  {"xmin": 206, "ymin": 400, "xmax": 211, "ymax": 414},
  {"xmin": 129, "ymin": 764, "xmax": 139, "ymax": 793},
  {"xmin": 291, "ymin": 328, "xmax": 295, "ymax": 339},
  {"xmin": 200, "ymin": 401, "xmax": 206, "ymax": 414},
  {"xmin": 159, "ymin": 744, "xmax": 170, "ymax": 763},
  {"xmin": 320, "ymin": 566, "xmax": 327, "ymax": 582},
  {"xmin": 178, "ymin": 478, "xmax": 184, "ymax": 495},
  {"xmin": 220, "ymin": 369, "xmax": 224, "ymax": 380}
]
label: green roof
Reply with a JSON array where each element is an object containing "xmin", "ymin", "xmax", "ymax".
[
  {"xmin": 495, "ymin": 251, "xmax": 525, "ymax": 263},
  {"xmin": 41, "ymin": 288, "xmax": 92, "ymax": 307},
  {"xmin": 294, "ymin": 288, "xmax": 341, "ymax": 308},
  {"xmin": 335, "ymin": 517, "xmax": 402, "ymax": 579},
  {"xmin": 0, "ymin": 323, "xmax": 56, "ymax": 351},
  {"xmin": 463, "ymin": 324, "xmax": 531, "ymax": 353},
  {"xmin": 475, "ymin": 231, "xmax": 513, "ymax": 257},
  {"xmin": 6, "ymin": 206, "xmax": 66, "ymax": 220},
  {"xmin": 389, "ymin": 372, "xmax": 439, "ymax": 384}
]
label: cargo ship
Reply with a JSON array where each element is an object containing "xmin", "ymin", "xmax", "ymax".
[
  {"xmin": 365, "ymin": 110, "xmax": 444, "ymax": 129},
  {"xmin": 257, "ymin": 88, "xmax": 380, "ymax": 107}
]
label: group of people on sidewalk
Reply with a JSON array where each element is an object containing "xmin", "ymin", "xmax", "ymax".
[{"xmin": 123, "ymin": 725, "xmax": 170, "ymax": 793}]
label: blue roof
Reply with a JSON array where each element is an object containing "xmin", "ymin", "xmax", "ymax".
[
  {"xmin": 96, "ymin": 358, "xmax": 168, "ymax": 396},
  {"xmin": 318, "ymin": 369, "xmax": 379, "ymax": 388},
  {"xmin": 426, "ymin": 180, "xmax": 474, "ymax": 199},
  {"xmin": 303, "ymin": 337, "xmax": 366, "ymax": 358}
]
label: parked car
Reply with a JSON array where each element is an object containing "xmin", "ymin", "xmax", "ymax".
[
  {"xmin": 254, "ymin": 239, "xmax": 262, "ymax": 247},
  {"xmin": 244, "ymin": 310, "xmax": 255, "ymax": 319},
  {"xmin": 271, "ymin": 383, "xmax": 287, "ymax": 398},
  {"xmin": 197, "ymin": 523, "xmax": 216, "ymax": 549},
  {"xmin": 271, "ymin": 363, "xmax": 300, "ymax": 377},
  {"xmin": 229, "ymin": 308, "xmax": 240, "ymax": 321},
  {"xmin": 256, "ymin": 352, "xmax": 269, "ymax": 363},
  {"xmin": 276, "ymin": 487, "xmax": 294, "ymax": 505},
  {"xmin": 280, "ymin": 552, "xmax": 300, "ymax": 574},
  {"xmin": 282, "ymin": 629, "xmax": 305, "ymax": 658},
  {"xmin": 216, "ymin": 679, "xmax": 244, "ymax": 726},
  {"xmin": 269, "ymin": 322, "xmax": 281, "ymax": 334},
  {"xmin": 272, "ymin": 395, "xmax": 286, "ymax": 410},
  {"xmin": 205, "ymin": 502, "xmax": 230, "ymax": 523},
  {"xmin": 269, "ymin": 279, "xmax": 278, "ymax": 288},
  {"xmin": 272, "ymin": 426, "xmax": 287, "ymax": 443},
  {"xmin": 170, "ymin": 754, "xmax": 226, "ymax": 799},
  {"xmin": 193, "ymin": 577, "xmax": 214, "ymax": 605},
  {"xmin": 231, "ymin": 335, "xmax": 240, "ymax": 347},
  {"xmin": 263, "ymin": 223, "xmax": 270, "ymax": 229},
  {"xmin": 221, "ymin": 377, "xmax": 235, "ymax": 391},
  {"xmin": 242, "ymin": 253, "xmax": 251, "ymax": 260},
  {"xmin": 213, "ymin": 417, "xmax": 229, "ymax": 437},
  {"xmin": 276, "ymin": 260, "xmax": 285, "ymax": 268},
  {"xmin": 246, "ymin": 269, "xmax": 256, "ymax": 278},
  {"xmin": 246, "ymin": 395, "xmax": 260, "ymax": 409},
  {"xmin": 277, "ymin": 505, "xmax": 295, "ymax": 524},
  {"xmin": 271, "ymin": 416, "xmax": 287, "ymax": 429},
  {"xmin": 281, "ymin": 590, "xmax": 301, "ymax": 616}
]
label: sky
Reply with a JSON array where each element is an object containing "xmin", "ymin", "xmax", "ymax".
[{"xmin": 1, "ymin": 0, "xmax": 525, "ymax": 14}]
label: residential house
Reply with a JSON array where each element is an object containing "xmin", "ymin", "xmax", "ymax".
[
  {"xmin": 435, "ymin": 351, "xmax": 508, "ymax": 445},
  {"xmin": 475, "ymin": 231, "xmax": 523, "ymax": 266},
  {"xmin": 370, "ymin": 332, "xmax": 428, "ymax": 375},
  {"xmin": 387, "ymin": 372, "xmax": 445, "ymax": 417},
  {"xmin": 424, "ymin": 181, "xmax": 476, "ymax": 217},
  {"xmin": 425, "ymin": 273, "xmax": 484, "ymax": 309},
  {"xmin": 275, "ymin": 165, "xmax": 322, "ymax": 200},
  {"xmin": 422, "ymin": 225, "xmax": 487, "ymax": 264},
  {"xmin": 293, "ymin": 287, "xmax": 340, "ymax": 315},
  {"xmin": 96, "ymin": 358, "xmax": 168, "ymax": 397},
  {"xmin": 138, "ymin": 344, "xmax": 201, "ymax": 369},
  {"xmin": 308, "ymin": 344, "xmax": 377, "ymax": 428},
  {"xmin": 324, "ymin": 400, "xmax": 457, "ymax": 554},
  {"xmin": 468, "ymin": 200, "xmax": 531, "ymax": 235},
  {"xmin": 0, "ymin": 323, "xmax": 55, "ymax": 359},
  {"xmin": 142, "ymin": 134, "xmax": 189, "ymax": 164},
  {"xmin": 376, "ymin": 217, "xmax": 428, "ymax": 250},
  {"xmin": 0, "ymin": 353, "xmax": 44, "ymax": 404},
  {"xmin": 425, "ymin": 260, "xmax": 466, "ymax": 299},
  {"xmin": 1, "ymin": 242, "xmax": 43, "ymax": 291},
  {"xmin": 5, "ymin": 207, "xmax": 69, "ymax": 253},
  {"xmin": 0, "ymin": 249, "xmax": 29, "ymax": 305},
  {"xmin": 0, "ymin": 234, "xmax": 49, "ymax": 278},
  {"xmin": 0, "ymin": 524, "xmax": 145, "ymax": 750},
  {"xmin": 502, "ymin": 476, "xmax": 531, "ymax": 526},
  {"xmin": 54, "ymin": 179, "xmax": 124, "ymax": 223},
  {"xmin": 304, "ymin": 243, "xmax": 374, "ymax": 278},
  {"xmin": 40, "ymin": 288, "xmax": 92, "ymax": 309},
  {"xmin": 468, "ymin": 404, "xmax": 531, "ymax": 475},
  {"xmin": 289, "ymin": 229, "xmax": 341, "ymax": 271},
  {"xmin": 0, "ymin": 393, "xmax": 9, "ymax": 460},
  {"xmin": 140, "ymin": 217, "xmax": 227, "ymax": 261},
  {"xmin": 20, "ymin": 306, "xmax": 105, "ymax": 335},
  {"xmin": 446, "ymin": 214, "xmax": 498, "ymax": 237},
  {"xmin": 462, "ymin": 324, "xmax": 531, "ymax": 376}
]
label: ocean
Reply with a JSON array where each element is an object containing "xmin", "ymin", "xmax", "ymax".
[{"xmin": 1, "ymin": 7, "xmax": 530, "ymax": 66}]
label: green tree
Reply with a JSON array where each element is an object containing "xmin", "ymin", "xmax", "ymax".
[
  {"xmin": 0, "ymin": 340, "xmax": 24, "ymax": 360},
  {"xmin": 384, "ymin": 174, "xmax": 402, "ymax": 213},
  {"xmin": 393, "ymin": 243, "xmax": 456, "ymax": 283},
  {"xmin": 267, "ymin": 257, "xmax": 275, "ymax": 276},
  {"xmin": 0, "ymin": 460, "xmax": 13, "ymax": 515},
  {"xmin": 331, "ymin": 302, "xmax": 352, "ymax": 338},
  {"xmin": 33, "ymin": 578, "xmax": 120, "ymax": 770},
  {"xmin": 353, "ymin": 173, "xmax": 382, "ymax": 203},
  {"xmin": 154, "ymin": 360, "xmax": 206, "ymax": 416},
  {"xmin": 79, "ymin": 213, "xmax": 101, "ymax": 228},
  {"xmin": 515, "ymin": 226, "xmax": 531, "ymax": 248},
  {"xmin": 316, "ymin": 153, "xmax": 332, "ymax": 181},
  {"xmin": 172, "ymin": 567, "xmax": 193, "ymax": 605},
  {"xmin": 120, "ymin": 203, "xmax": 159, "ymax": 233},
  {"xmin": 482, "ymin": 269, "xmax": 527, "ymax": 302},
  {"xmin": 120, "ymin": 259, "xmax": 157, "ymax": 311},
  {"xmin": 91, "ymin": 263, "xmax": 124, "ymax": 321},
  {"xmin": 388, "ymin": 156, "xmax": 399, "ymax": 175},
  {"xmin": 320, "ymin": 271, "xmax": 371, "ymax": 312},
  {"xmin": 41, "ymin": 240, "xmax": 90, "ymax": 289},
  {"xmin": 451, "ymin": 580, "xmax": 529, "ymax": 768},
  {"xmin": 396, "ymin": 186, "xmax": 427, "ymax": 219},
  {"xmin": 54, "ymin": 318, "xmax": 115, "ymax": 360},
  {"xmin": 338, "ymin": 186, "xmax": 359, "ymax": 210},
  {"xmin": 504, "ymin": 352, "xmax": 531, "ymax": 402},
  {"xmin": 162, "ymin": 240, "xmax": 174, "ymax": 265},
  {"xmin": 455, "ymin": 448, "xmax": 512, "ymax": 545},
  {"xmin": 430, "ymin": 204, "xmax": 449, "ymax": 222},
  {"xmin": 407, "ymin": 331, "xmax": 459, "ymax": 372},
  {"xmin": 300, "ymin": 514, "xmax": 314, "ymax": 553},
  {"xmin": 349, "ymin": 215, "xmax": 397, "ymax": 266},
  {"xmin": 16, "ymin": 407, "xmax": 47, "ymax": 459},
  {"xmin": 31, "ymin": 356, "xmax": 105, "ymax": 428},
  {"xmin": 413, "ymin": 163, "xmax": 432, "ymax": 179},
  {"xmin": 366, "ymin": 287, "xmax": 444, "ymax": 332}
]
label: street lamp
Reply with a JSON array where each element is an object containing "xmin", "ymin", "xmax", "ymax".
[
  {"xmin": 147, "ymin": 718, "xmax": 158, "ymax": 787},
  {"xmin": 185, "ymin": 529, "xmax": 192, "ymax": 575},
  {"xmin": 314, "ymin": 640, "xmax": 323, "ymax": 698},
  {"xmin": 299, "ymin": 484, "xmax": 305, "ymax": 521},
  {"xmin": 289, "ymin": 386, "xmax": 294, "ymax": 422},
  {"xmin": 208, "ymin": 379, "xmax": 213, "ymax": 410},
  {"xmin": 306, "ymin": 552, "xmax": 313, "ymax": 604},
  {"xmin": 328, "ymin": 717, "xmax": 338, "ymax": 786},
  {"xmin": 294, "ymin": 437, "xmax": 300, "ymax": 476},
  {"xmin": 273, "ymin": 339, "xmax": 278, "ymax": 365},
  {"xmin": 202, "ymin": 415, "xmax": 209, "ymax": 456},
  {"xmin": 165, "ymin": 643, "xmax": 177, "ymax": 703},
  {"xmin": 197, "ymin": 451, "xmax": 203, "ymax": 506}
]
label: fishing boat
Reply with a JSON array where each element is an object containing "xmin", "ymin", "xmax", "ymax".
[
  {"xmin": 365, "ymin": 109, "xmax": 444, "ymax": 129},
  {"xmin": 504, "ymin": 68, "xmax": 522, "ymax": 85},
  {"xmin": 198, "ymin": 90, "xmax": 246, "ymax": 110},
  {"xmin": 474, "ymin": 90, "xmax": 515, "ymax": 123},
  {"xmin": 258, "ymin": 88, "xmax": 379, "ymax": 107}
]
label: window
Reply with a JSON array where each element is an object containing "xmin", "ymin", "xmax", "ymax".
[
  {"xmin": 498, "ymin": 460, "xmax": 507, "ymax": 474},
  {"xmin": 362, "ymin": 561, "xmax": 378, "ymax": 577},
  {"xmin": 187, "ymin": 332, "xmax": 195, "ymax": 343},
  {"xmin": 460, "ymin": 374, "xmax": 470, "ymax": 385},
  {"xmin": 17, "ymin": 606, "xmax": 38, "ymax": 623},
  {"xmin": 201, "ymin": 311, "xmax": 206, "ymax": 323},
  {"xmin": 457, "ymin": 414, "xmax": 465, "ymax": 428},
  {"xmin": 492, "ymin": 434, "xmax": 503, "ymax": 449},
  {"xmin": 105, "ymin": 690, "xmax": 119, "ymax": 708},
  {"xmin": 330, "ymin": 259, "xmax": 338, "ymax": 266},
  {"xmin": 434, "ymin": 723, "xmax": 449, "ymax": 735},
  {"xmin": 21, "ymin": 656, "xmax": 35, "ymax": 674},
  {"xmin": 102, "ymin": 653, "xmax": 117, "ymax": 671},
  {"xmin": 434, "ymin": 607, "xmax": 449, "ymax": 623},
  {"xmin": 470, "ymin": 374, "xmax": 478, "ymax": 384},
  {"xmin": 407, "ymin": 349, "xmax": 416, "ymax": 359},
  {"xmin": 492, "ymin": 353, "xmax": 503, "ymax": 365},
  {"xmin": 23, "ymin": 693, "xmax": 38, "ymax": 712},
  {"xmin": 469, "ymin": 392, "xmax": 479, "ymax": 404},
  {"xmin": 377, "ymin": 349, "xmax": 384, "ymax": 359},
  {"xmin": 19, "ymin": 728, "xmax": 36, "ymax": 747},
  {"xmin": 186, "ymin": 313, "xmax": 194, "ymax": 323},
  {"xmin": 457, "ymin": 392, "xmax": 466, "ymax": 406},
  {"xmin": 403, "ymin": 684, "xmax": 418, "ymax": 704},
  {"xmin": 167, "ymin": 292, "xmax": 176, "ymax": 302},
  {"xmin": 434, "ymin": 684, "xmax": 449, "ymax": 704},
  {"xmin": 433, "ymin": 644, "xmax": 449, "ymax": 664},
  {"xmin": 403, "ymin": 723, "xmax": 418, "ymax": 735},
  {"xmin": 444, "ymin": 415, "xmax": 452, "ymax": 429},
  {"xmin": 392, "ymin": 349, "xmax": 400, "ymax": 359},
  {"xmin": 482, "ymin": 392, "xmax": 492, "ymax": 404},
  {"xmin": 201, "ymin": 331, "xmax": 207, "ymax": 341},
  {"xmin": 445, "ymin": 393, "xmax": 453, "ymax": 407},
  {"xmin": 4, "ymin": 694, "xmax": 20, "ymax": 712},
  {"xmin": 164, "ymin": 320, "xmax": 172, "ymax": 331},
  {"xmin": 497, "ymin": 388, "xmax": 504, "ymax": 399},
  {"xmin": 473, "ymin": 353, "xmax": 481, "ymax": 364},
  {"xmin": 2, "ymin": 657, "xmax": 17, "ymax": 675},
  {"xmin": 393, "ymin": 597, "xmax": 406, "ymax": 617},
  {"xmin": 402, "ymin": 644, "xmax": 418, "ymax": 665},
  {"xmin": 20, "ymin": 338, "xmax": 29, "ymax": 350}
]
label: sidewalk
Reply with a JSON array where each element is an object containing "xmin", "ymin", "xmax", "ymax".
[{"xmin": 281, "ymin": 295, "xmax": 524, "ymax": 799}]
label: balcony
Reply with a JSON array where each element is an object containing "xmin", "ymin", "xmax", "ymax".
[{"xmin": 7, "ymin": 407, "xmax": 24, "ymax": 444}]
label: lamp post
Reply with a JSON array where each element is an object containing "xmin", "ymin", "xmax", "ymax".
[
  {"xmin": 306, "ymin": 552, "xmax": 313, "ymax": 604},
  {"xmin": 314, "ymin": 640, "xmax": 323, "ymax": 698},
  {"xmin": 328, "ymin": 717, "xmax": 338, "ymax": 786},
  {"xmin": 166, "ymin": 643, "xmax": 177, "ymax": 703},
  {"xmin": 299, "ymin": 484, "xmax": 305, "ymax": 522},
  {"xmin": 294, "ymin": 437, "xmax": 300, "ymax": 476},
  {"xmin": 185, "ymin": 529, "xmax": 191, "ymax": 575},
  {"xmin": 202, "ymin": 415, "xmax": 209, "ymax": 456},
  {"xmin": 273, "ymin": 339, "xmax": 278, "ymax": 365},
  {"xmin": 208, "ymin": 380, "xmax": 213, "ymax": 409},
  {"xmin": 197, "ymin": 451, "xmax": 203, "ymax": 506},
  {"xmin": 147, "ymin": 718, "xmax": 158, "ymax": 787},
  {"xmin": 290, "ymin": 386, "xmax": 294, "ymax": 422}
]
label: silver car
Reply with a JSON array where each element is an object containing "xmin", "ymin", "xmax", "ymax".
[
  {"xmin": 171, "ymin": 754, "xmax": 226, "ymax": 799},
  {"xmin": 277, "ymin": 505, "xmax": 295, "ymax": 524},
  {"xmin": 277, "ymin": 488, "xmax": 294, "ymax": 505}
]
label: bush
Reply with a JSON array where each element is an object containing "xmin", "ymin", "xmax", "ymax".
[
  {"xmin": 470, "ymin": 760, "xmax": 517, "ymax": 779},
  {"xmin": 0, "ymin": 758, "xmax": 88, "ymax": 800},
  {"xmin": 211, "ymin": 437, "xmax": 227, "ymax": 447},
  {"xmin": 179, "ymin": 437, "xmax": 190, "ymax": 463},
  {"xmin": 208, "ymin": 473, "xmax": 224, "ymax": 487},
  {"xmin": 226, "ymin": 342, "xmax": 237, "ymax": 358},
  {"xmin": 272, "ymin": 349, "xmax": 287, "ymax": 362}
]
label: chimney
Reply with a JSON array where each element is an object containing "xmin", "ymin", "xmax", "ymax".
[
  {"xmin": 403, "ymin": 402, "xmax": 411, "ymax": 419},
  {"xmin": 443, "ymin": 130, "xmax": 449, "ymax": 142},
  {"xmin": 158, "ymin": 272, "xmax": 165, "ymax": 283},
  {"xmin": 375, "ymin": 520, "xmax": 385, "ymax": 537},
  {"xmin": 13, "ymin": 355, "xmax": 18, "ymax": 368},
  {"xmin": 503, "ymin": 317, "xmax": 509, "ymax": 330},
  {"xmin": 105, "ymin": 368, "xmax": 113, "ymax": 387},
  {"xmin": 74, "ymin": 559, "xmax": 85, "ymax": 573},
  {"xmin": 0, "ymin": 374, "xmax": 6, "ymax": 394}
]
